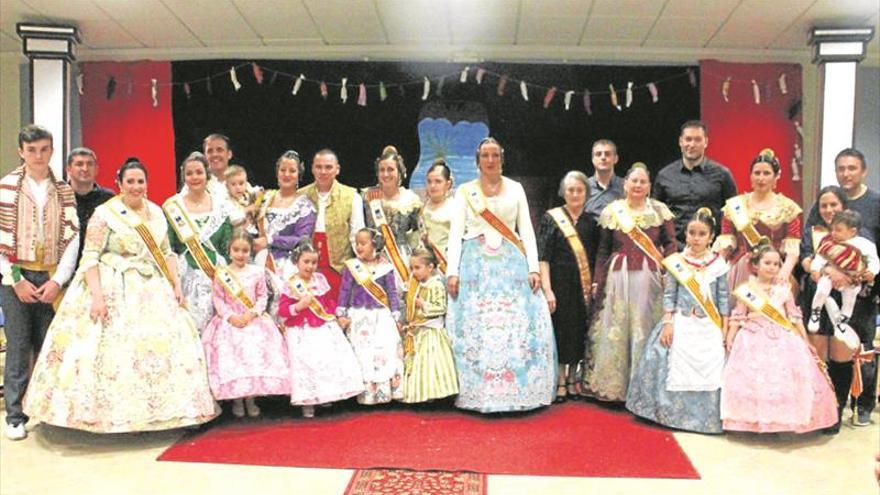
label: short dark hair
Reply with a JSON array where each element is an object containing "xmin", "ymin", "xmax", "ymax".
[
  {"xmin": 202, "ymin": 133, "xmax": 231, "ymax": 149},
  {"xmin": 18, "ymin": 124, "xmax": 53, "ymax": 148},
  {"xmin": 66, "ymin": 147, "xmax": 97, "ymax": 166},
  {"xmin": 313, "ymin": 148, "xmax": 339, "ymax": 163},
  {"xmin": 680, "ymin": 120, "xmax": 708, "ymax": 136},
  {"xmin": 830, "ymin": 209, "xmax": 861, "ymax": 230},
  {"xmin": 591, "ymin": 139, "xmax": 617, "ymax": 155},
  {"xmin": 834, "ymin": 148, "xmax": 867, "ymax": 170}
]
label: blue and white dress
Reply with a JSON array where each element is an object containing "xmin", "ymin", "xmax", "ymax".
[
  {"xmin": 625, "ymin": 250, "xmax": 729, "ymax": 434},
  {"xmin": 445, "ymin": 178, "xmax": 557, "ymax": 413}
]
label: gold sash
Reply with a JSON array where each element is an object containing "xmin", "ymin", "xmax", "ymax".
[
  {"xmin": 462, "ymin": 182, "xmax": 526, "ymax": 256},
  {"xmin": 663, "ymin": 253, "xmax": 723, "ymax": 331},
  {"xmin": 163, "ymin": 198, "xmax": 217, "ymax": 280},
  {"xmin": 214, "ymin": 266, "xmax": 255, "ymax": 309},
  {"xmin": 106, "ymin": 197, "xmax": 175, "ymax": 286},
  {"xmin": 548, "ymin": 207, "xmax": 592, "ymax": 307},
  {"xmin": 733, "ymin": 282, "xmax": 797, "ymax": 332},
  {"xmin": 366, "ymin": 191, "xmax": 410, "ymax": 281},
  {"xmin": 288, "ymin": 275, "xmax": 335, "ymax": 321},
  {"xmin": 345, "ymin": 259, "xmax": 391, "ymax": 308},
  {"xmin": 417, "ymin": 213, "xmax": 447, "ymax": 274},
  {"xmin": 609, "ymin": 201, "xmax": 664, "ymax": 265},
  {"xmin": 256, "ymin": 190, "xmax": 278, "ymax": 274},
  {"xmin": 726, "ymin": 195, "xmax": 763, "ymax": 248}
]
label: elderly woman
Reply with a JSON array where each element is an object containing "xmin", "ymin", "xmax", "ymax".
[
  {"xmin": 583, "ymin": 163, "xmax": 678, "ymax": 402},
  {"xmin": 446, "ymin": 137, "xmax": 557, "ymax": 413},
  {"xmin": 538, "ymin": 171, "xmax": 598, "ymax": 402},
  {"xmin": 25, "ymin": 159, "xmax": 218, "ymax": 433},
  {"xmin": 164, "ymin": 152, "xmax": 239, "ymax": 332},
  {"xmin": 713, "ymin": 149, "xmax": 801, "ymax": 291}
]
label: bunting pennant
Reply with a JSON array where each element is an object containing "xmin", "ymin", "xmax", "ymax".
[
  {"xmin": 687, "ymin": 69, "xmax": 697, "ymax": 87},
  {"xmin": 205, "ymin": 75, "xmax": 212, "ymax": 95},
  {"xmin": 520, "ymin": 80, "xmax": 529, "ymax": 101},
  {"xmin": 543, "ymin": 86, "xmax": 557, "ymax": 108},
  {"xmin": 292, "ymin": 74, "xmax": 305, "ymax": 95},
  {"xmin": 751, "ymin": 79, "xmax": 761, "ymax": 104},
  {"xmin": 230, "ymin": 66, "xmax": 242, "ymax": 91},
  {"xmin": 564, "ymin": 90, "xmax": 574, "ymax": 110},
  {"xmin": 182, "ymin": 81, "xmax": 190, "ymax": 100},
  {"xmin": 252, "ymin": 63, "xmax": 264, "ymax": 84},
  {"xmin": 609, "ymin": 84, "xmax": 621, "ymax": 111},
  {"xmin": 625, "ymin": 81, "xmax": 633, "ymax": 108},
  {"xmin": 358, "ymin": 83, "xmax": 367, "ymax": 106},
  {"xmin": 107, "ymin": 76, "xmax": 117, "ymax": 100},
  {"xmin": 379, "ymin": 81, "xmax": 387, "ymax": 101},
  {"xmin": 647, "ymin": 82, "xmax": 658, "ymax": 103},
  {"xmin": 422, "ymin": 77, "xmax": 430, "ymax": 100},
  {"xmin": 583, "ymin": 89, "xmax": 592, "ymax": 115},
  {"xmin": 320, "ymin": 81, "xmax": 328, "ymax": 100},
  {"xmin": 340, "ymin": 77, "xmax": 348, "ymax": 103},
  {"xmin": 76, "ymin": 73, "xmax": 84, "ymax": 95},
  {"xmin": 151, "ymin": 78, "xmax": 158, "ymax": 107},
  {"xmin": 460, "ymin": 66, "xmax": 469, "ymax": 83},
  {"xmin": 497, "ymin": 74, "xmax": 508, "ymax": 96},
  {"xmin": 476, "ymin": 68, "xmax": 486, "ymax": 84},
  {"xmin": 721, "ymin": 77, "xmax": 731, "ymax": 102},
  {"xmin": 270, "ymin": 71, "xmax": 278, "ymax": 85},
  {"xmin": 437, "ymin": 76, "xmax": 446, "ymax": 96}
]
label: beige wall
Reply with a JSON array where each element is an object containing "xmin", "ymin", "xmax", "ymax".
[{"xmin": 0, "ymin": 53, "xmax": 25, "ymax": 175}]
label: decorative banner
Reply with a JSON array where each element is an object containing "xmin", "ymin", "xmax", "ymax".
[
  {"xmin": 151, "ymin": 78, "xmax": 158, "ymax": 107},
  {"xmin": 357, "ymin": 83, "xmax": 367, "ymax": 106},
  {"xmin": 379, "ymin": 81, "xmax": 387, "ymax": 101},
  {"xmin": 319, "ymin": 81, "xmax": 328, "ymax": 100},
  {"xmin": 625, "ymin": 81, "xmax": 633, "ymax": 108},
  {"xmin": 647, "ymin": 82, "xmax": 658, "ymax": 103},
  {"xmin": 721, "ymin": 76, "xmax": 731, "ymax": 102},
  {"xmin": 497, "ymin": 74, "xmax": 508, "ymax": 96},
  {"xmin": 751, "ymin": 79, "xmax": 760, "ymax": 104},
  {"xmin": 520, "ymin": 80, "xmax": 529, "ymax": 101},
  {"xmin": 778, "ymin": 73, "xmax": 788, "ymax": 95},
  {"xmin": 292, "ymin": 73, "xmax": 305, "ymax": 95},
  {"xmin": 476, "ymin": 68, "xmax": 486, "ymax": 84},
  {"xmin": 341, "ymin": 77, "xmax": 348, "ymax": 103},
  {"xmin": 543, "ymin": 86, "xmax": 557, "ymax": 108},
  {"xmin": 422, "ymin": 76, "xmax": 430, "ymax": 100},
  {"xmin": 230, "ymin": 66, "xmax": 241, "ymax": 91},
  {"xmin": 106, "ymin": 76, "xmax": 116, "ymax": 100},
  {"xmin": 583, "ymin": 89, "xmax": 592, "ymax": 115},
  {"xmin": 609, "ymin": 84, "xmax": 620, "ymax": 111},
  {"xmin": 564, "ymin": 90, "xmax": 574, "ymax": 110},
  {"xmin": 460, "ymin": 66, "xmax": 469, "ymax": 83},
  {"xmin": 252, "ymin": 63, "xmax": 264, "ymax": 84}
]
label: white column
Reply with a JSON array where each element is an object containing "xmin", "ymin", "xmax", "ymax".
[{"xmin": 16, "ymin": 24, "xmax": 80, "ymax": 178}]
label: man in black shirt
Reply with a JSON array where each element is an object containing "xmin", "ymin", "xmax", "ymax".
[
  {"xmin": 66, "ymin": 148, "xmax": 114, "ymax": 266},
  {"xmin": 584, "ymin": 139, "xmax": 625, "ymax": 223},
  {"xmin": 653, "ymin": 120, "xmax": 737, "ymax": 244}
]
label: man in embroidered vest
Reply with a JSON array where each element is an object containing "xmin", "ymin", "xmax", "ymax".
[
  {"xmin": 66, "ymin": 147, "xmax": 114, "ymax": 266},
  {"xmin": 0, "ymin": 125, "xmax": 79, "ymax": 440},
  {"xmin": 584, "ymin": 138, "xmax": 624, "ymax": 223},
  {"xmin": 299, "ymin": 148, "xmax": 365, "ymax": 299},
  {"xmin": 654, "ymin": 120, "xmax": 738, "ymax": 244}
]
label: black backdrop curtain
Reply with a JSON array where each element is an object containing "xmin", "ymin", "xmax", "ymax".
[{"xmin": 171, "ymin": 60, "xmax": 698, "ymax": 205}]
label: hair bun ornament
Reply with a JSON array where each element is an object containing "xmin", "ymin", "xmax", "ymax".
[
  {"xmin": 124, "ymin": 156, "xmax": 141, "ymax": 165},
  {"xmin": 759, "ymin": 148, "xmax": 776, "ymax": 159},
  {"xmin": 630, "ymin": 161, "xmax": 648, "ymax": 171},
  {"xmin": 752, "ymin": 236, "xmax": 772, "ymax": 253},
  {"xmin": 382, "ymin": 145, "xmax": 399, "ymax": 156}
]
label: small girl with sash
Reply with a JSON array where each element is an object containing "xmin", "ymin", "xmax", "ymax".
[
  {"xmin": 336, "ymin": 228, "xmax": 405, "ymax": 405},
  {"xmin": 401, "ymin": 249, "xmax": 459, "ymax": 403},
  {"xmin": 278, "ymin": 240, "xmax": 363, "ymax": 418},
  {"xmin": 626, "ymin": 208, "xmax": 729, "ymax": 434},
  {"xmin": 202, "ymin": 231, "xmax": 290, "ymax": 418},
  {"xmin": 721, "ymin": 241, "xmax": 837, "ymax": 433}
]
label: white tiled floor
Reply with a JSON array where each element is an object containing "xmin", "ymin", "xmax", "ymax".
[{"xmin": 1, "ymin": 407, "xmax": 877, "ymax": 495}]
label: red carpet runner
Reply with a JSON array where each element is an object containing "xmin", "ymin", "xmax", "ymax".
[{"xmin": 158, "ymin": 401, "xmax": 699, "ymax": 479}]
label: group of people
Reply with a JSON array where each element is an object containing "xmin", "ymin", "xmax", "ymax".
[{"xmin": 1, "ymin": 121, "xmax": 877, "ymax": 443}]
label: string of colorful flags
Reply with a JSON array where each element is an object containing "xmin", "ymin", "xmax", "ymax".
[{"xmin": 79, "ymin": 61, "xmax": 802, "ymax": 115}]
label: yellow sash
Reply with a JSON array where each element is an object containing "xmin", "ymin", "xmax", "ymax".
[
  {"xmin": 733, "ymin": 282, "xmax": 797, "ymax": 332},
  {"xmin": 662, "ymin": 253, "xmax": 724, "ymax": 331},
  {"xmin": 609, "ymin": 201, "xmax": 664, "ymax": 265},
  {"xmin": 288, "ymin": 275, "xmax": 335, "ymax": 321},
  {"xmin": 366, "ymin": 191, "xmax": 410, "ymax": 282},
  {"xmin": 345, "ymin": 258, "xmax": 391, "ymax": 309},
  {"xmin": 163, "ymin": 198, "xmax": 217, "ymax": 280},
  {"xmin": 726, "ymin": 195, "xmax": 763, "ymax": 248},
  {"xmin": 548, "ymin": 207, "xmax": 592, "ymax": 307},
  {"xmin": 402, "ymin": 277, "xmax": 424, "ymax": 359},
  {"xmin": 256, "ymin": 190, "xmax": 278, "ymax": 274},
  {"xmin": 417, "ymin": 213, "xmax": 447, "ymax": 274},
  {"xmin": 106, "ymin": 196, "xmax": 175, "ymax": 286},
  {"xmin": 214, "ymin": 266, "xmax": 255, "ymax": 309},
  {"xmin": 462, "ymin": 182, "xmax": 526, "ymax": 256}
]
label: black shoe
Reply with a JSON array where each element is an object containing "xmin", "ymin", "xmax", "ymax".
[{"xmin": 853, "ymin": 407, "xmax": 872, "ymax": 427}]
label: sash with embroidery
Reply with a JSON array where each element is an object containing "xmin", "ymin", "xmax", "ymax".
[
  {"xmin": 214, "ymin": 266, "xmax": 255, "ymax": 309},
  {"xmin": 366, "ymin": 190, "xmax": 410, "ymax": 282},
  {"xmin": 106, "ymin": 197, "xmax": 175, "ymax": 286},
  {"xmin": 402, "ymin": 277, "xmax": 423, "ymax": 359},
  {"xmin": 256, "ymin": 190, "xmax": 278, "ymax": 273},
  {"xmin": 726, "ymin": 195, "xmax": 763, "ymax": 248},
  {"xmin": 163, "ymin": 198, "xmax": 217, "ymax": 280},
  {"xmin": 462, "ymin": 182, "xmax": 526, "ymax": 256},
  {"xmin": 609, "ymin": 201, "xmax": 664, "ymax": 265},
  {"xmin": 548, "ymin": 207, "xmax": 592, "ymax": 307},
  {"xmin": 417, "ymin": 213, "xmax": 447, "ymax": 274},
  {"xmin": 663, "ymin": 253, "xmax": 723, "ymax": 331},
  {"xmin": 732, "ymin": 282, "xmax": 797, "ymax": 333},
  {"xmin": 288, "ymin": 275, "xmax": 335, "ymax": 321},
  {"xmin": 345, "ymin": 258, "xmax": 391, "ymax": 308}
]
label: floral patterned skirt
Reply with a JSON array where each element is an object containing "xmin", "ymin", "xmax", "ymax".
[
  {"xmin": 447, "ymin": 237, "xmax": 556, "ymax": 413},
  {"xmin": 24, "ymin": 264, "xmax": 219, "ymax": 433},
  {"xmin": 286, "ymin": 320, "xmax": 364, "ymax": 405},
  {"xmin": 346, "ymin": 307, "xmax": 404, "ymax": 405}
]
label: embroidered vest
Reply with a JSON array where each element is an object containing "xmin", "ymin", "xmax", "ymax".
[{"xmin": 302, "ymin": 181, "xmax": 356, "ymax": 273}]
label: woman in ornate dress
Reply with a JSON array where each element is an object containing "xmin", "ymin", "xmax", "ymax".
[{"xmin": 420, "ymin": 159, "xmax": 455, "ymax": 274}]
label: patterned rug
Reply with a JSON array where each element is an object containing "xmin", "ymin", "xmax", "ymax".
[{"xmin": 344, "ymin": 469, "xmax": 487, "ymax": 495}]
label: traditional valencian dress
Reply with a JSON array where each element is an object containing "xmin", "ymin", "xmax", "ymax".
[
  {"xmin": 721, "ymin": 280, "xmax": 837, "ymax": 433},
  {"xmin": 713, "ymin": 192, "xmax": 801, "ymax": 290},
  {"xmin": 337, "ymin": 257, "xmax": 405, "ymax": 405},
  {"xmin": 164, "ymin": 193, "xmax": 237, "ymax": 332},
  {"xmin": 278, "ymin": 272, "xmax": 364, "ymax": 406},
  {"xmin": 363, "ymin": 187, "xmax": 424, "ymax": 300},
  {"xmin": 583, "ymin": 198, "xmax": 678, "ymax": 401},
  {"xmin": 420, "ymin": 198, "xmax": 454, "ymax": 274},
  {"xmin": 252, "ymin": 192, "xmax": 316, "ymax": 281},
  {"xmin": 446, "ymin": 177, "xmax": 557, "ymax": 413},
  {"xmin": 626, "ymin": 250, "xmax": 729, "ymax": 433},
  {"xmin": 402, "ymin": 274, "xmax": 459, "ymax": 403},
  {"xmin": 201, "ymin": 264, "xmax": 291, "ymax": 400},
  {"xmin": 24, "ymin": 198, "xmax": 219, "ymax": 432}
]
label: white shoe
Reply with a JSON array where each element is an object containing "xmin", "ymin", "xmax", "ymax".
[
  {"xmin": 231, "ymin": 399, "xmax": 245, "ymax": 418},
  {"xmin": 302, "ymin": 405, "xmax": 315, "ymax": 418},
  {"xmin": 5, "ymin": 423, "xmax": 27, "ymax": 441},
  {"xmin": 806, "ymin": 309, "xmax": 821, "ymax": 333},
  {"xmin": 833, "ymin": 322, "xmax": 861, "ymax": 351},
  {"xmin": 244, "ymin": 397, "xmax": 261, "ymax": 418}
]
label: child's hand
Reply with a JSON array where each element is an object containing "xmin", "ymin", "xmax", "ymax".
[
  {"xmin": 337, "ymin": 316, "xmax": 351, "ymax": 330},
  {"xmin": 861, "ymin": 270, "xmax": 875, "ymax": 284},
  {"xmin": 229, "ymin": 315, "xmax": 247, "ymax": 328},
  {"xmin": 415, "ymin": 297, "xmax": 425, "ymax": 309},
  {"xmin": 295, "ymin": 294, "xmax": 313, "ymax": 312}
]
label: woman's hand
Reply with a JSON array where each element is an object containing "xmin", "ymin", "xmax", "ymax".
[
  {"xmin": 174, "ymin": 284, "xmax": 185, "ymax": 306},
  {"xmin": 528, "ymin": 272, "xmax": 541, "ymax": 293},
  {"xmin": 447, "ymin": 276, "xmax": 459, "ymax": 299},
  {"xmin": 415, "ymin": 297, "xmax": 426, "ymax": 310},
  {"xmin": 90, "ymin": 294, "xmax": 108, "ymax": 323},
  {"xmin": 544, "ymin": 288, "xmax": 556, "ymax": 314},
  {"xmin": 824, "ymin": 265, "xmax": 854, "ymax": 289},
  {"xmin": 659, "ymin": 323, "xmax": 674, "ymax": 348},
  {"xmin": 725, "ymin": 328, "xmax": 738, "ymax": 352}
]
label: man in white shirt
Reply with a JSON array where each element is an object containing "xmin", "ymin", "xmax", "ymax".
[{"xmin": 0, "ymin": 125, "xmax": 80, "ymax": 440}]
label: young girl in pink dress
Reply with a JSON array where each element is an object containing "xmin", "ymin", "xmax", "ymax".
[
  {"xmin": 278, "ymin": 240, "xmax": 364, "ymax": 418},
  {"xmin": 721, "ymin": 242, "xmax": 837, "ymax": 433},
  {"xmin": 201, "ymin": 231, "xmax": 291, "ymax": 418}
]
